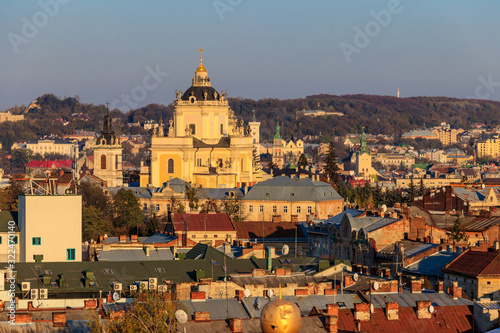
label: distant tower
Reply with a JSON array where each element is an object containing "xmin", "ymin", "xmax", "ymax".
[
  {"xmin": 397, "ymin": 88, "xmax": 400, "ymax": 98},
  {"xmin": 93, "ymin": 105, "xmax": 123, "ymax": 187},
  {"xmin": 356, "ymin": 127, "xmax": 372, "ymax": 177},
  {"xmin": 272, "ymin": 117, "xmax": 284, "ymax": 168},
  {"xmin": 249, "ymin": 109, "xmax": 261, "ymax": 155}
]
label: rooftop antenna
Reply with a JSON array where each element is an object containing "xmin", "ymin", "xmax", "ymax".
[{"xmin": 397, "ymin": 88, "xmax": 400, "ymax": 98}]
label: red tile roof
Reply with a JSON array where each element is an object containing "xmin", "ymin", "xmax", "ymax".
[
  {"xmin": 233, "ymin": 221, "xmax": 305, "ymax": 239},
  {"xmin": 172, "ymin": 213, "xmax": 235, "ymax": 232},
  {"xmin": 443, "ymin": 249, "xmax": 500, "ymax": 276},
  {"xmin": 26, "ymin": 160, "xmax": 72, "ymax": 168},
  {"xmin": 338, "ymin": 306, "xmax": 473, "ymax": 332}
]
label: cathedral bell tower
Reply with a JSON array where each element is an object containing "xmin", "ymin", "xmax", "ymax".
[{"xmin": 93, "ymin": 105, "xmax": 123, "ymax": 187}]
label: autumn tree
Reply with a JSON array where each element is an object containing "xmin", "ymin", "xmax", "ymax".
[
  {"xmin": 297, "ymin": 153, "xmax": 308, "ymax": 169},
  {"xmin": 449, "ymin": 214, "xmax": 468, "ymax": 242},
  {"xmin": 89, "ymin": 292, "xmax": 185, "ymax": 333}
]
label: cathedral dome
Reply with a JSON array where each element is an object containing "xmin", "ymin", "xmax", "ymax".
[{"xmin": 181, "ymin": 85, "xmax": 218, "ymax": 101}]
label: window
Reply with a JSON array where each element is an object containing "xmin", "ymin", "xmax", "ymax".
[
  {"xmin": 284, "ymin": 206, "xmax": 288, "ymax": 213},
  {"xmin": 167, "ymin": 159, "xmax": 174, "ymax": 173},
  {"xmin": 249, "ymin": 205, "xmax": 253, "ymax": 213},
  {"xmin": 115, "ymin": 154, "xmax": 119, "ymax": 169},
  {"xmin": 32, "ymin": 237, "xmax": 41, "ymax": 245},
  {"xmin": 189, "ymin": 124, "xmax": 196, "ymax": 135},
  {"xmin": 308, "ymin": 206, "xmax": 312, "ymax": 214},
  {"xmin": 259, "ymin": 205, "xmax": 264, "ymax": 213},
  {"xmin": 9, "ymin": 236, "xmax": 17, "ymax": 245},
  {"xmin": 0, "ymin": 236, "xmax": 2, "ymax": 244},
  {"xmin": 166, "ymin": 204, "xmax": 171, "ymax": 212},
  {"xmin": 143, "ymin": 203, "xmax": 148, "ymax": 211},
  {"xmin": 66, "ymin": 248, "xmax": 75, "ymax": 261},
  {"xmin": 273, "ymin": 206, "xmax": 277, "ymax": 213},
  {"xmin": 297, "ymin": 206, "xmax": 301, "ymax": 214},
  {"xmin": 101, "ymin": 154, "xmax": 106, "ymax": 170},
  {"xmin": 220, "ymin": 124, "xmax": 224, "ymax": 135},
  {"xmin": 192, "ymin": 235, "xmax": 196, "ymax": 238},
  {"xmin": 155, "ymin": 204, "xmax": 160, "ymax": 212},
  {"xmin": 214, "ymin": 235, "xmax": 217, "ymax": 238}
]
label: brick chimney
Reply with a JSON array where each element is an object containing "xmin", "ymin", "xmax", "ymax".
[
  {"xmin": 344, "ymin": 275, "xmax": 355, "ymax": 288},
  {"xmin": 416, "ymin": 300, "xmax": 432, "ymax": 319},
  {"xmin": 324, "ymin": 314, "xmax": 338, "ymax": 333},
  {"xmin": 385, "ymin": 302, "xmax": 399, "ymax": 320},
  {"xmin": 411, "ymin": 279, "xmax": 422, "ymax": 293},
  {"xmin": 448, "ymin": 281, "xmax": 462, "ymax": 299},
  {"xmin": 228, "ymin": 318, "xmax": 242, "ymax": 333},
  {"xmin": 354, "ymin": 303, "xmax": 371, "ymax": 322},
  {"xmin": 193, "ymin": 311, "xmax": 210, "ymax": 322},
  {"xmin": 119, "ymin": 235, "xmax": 126, "ymax": 242},
  {"xmin": 326, "ymin": 304, "xmax": 339, "ymax": 317},
  {"xmin": 435, "ymin": 281, "xmax": 444, "ymax": 293}
]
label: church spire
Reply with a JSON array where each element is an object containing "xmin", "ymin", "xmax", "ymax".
[
  {"xmin": 274, "ymin": 117, "xmax": 281, "ymax": 140},
  {"xmin": 196, "ymin": 48, "xmax": 207, "ymax": 72}
]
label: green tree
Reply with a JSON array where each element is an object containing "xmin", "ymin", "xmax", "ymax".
[
  {"xmin": 449, "ymin": 214, "xmax": 468, "ymax": 242},
  {"xmin": 417, "ymin": 178, "xmax": 425, "ymax": 197},
  {"xmin": 297, "ymin": 153, "xmax": 308, "ymax": 169},
  {"xmin": 185, "ymin": 184, "xmax": 200, "ymax": 211},
  {"xmin": 79, "ymin": 182, "xmax": 109, "ymax": 213},
  {"xmin": 112, "ymin": 188, "xmax": 142, "ymax": 231},
  {"xmin": 89, "ymin": 292, "xmax": 185, "ymax": 333},
  {"xmin": 223, "ymin": 197, "xmax": 247, "ymax": 222},
  {"xmin": 324, "ymin": 141, "xmax": 341, "ymax": 187},
  {"xmin": 407, "ymin": 177, "xmax": 416, "ymax": 204},
  {"xmin": 82, "ymin": 206, "xmax": 113, "ymax": 241}
]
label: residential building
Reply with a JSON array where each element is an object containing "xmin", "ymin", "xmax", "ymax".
[
  {"xmin": 142, "ymin": 50, "xmax": 262, "ymax": 188},
  {"xmin": 476, "ymin": 135, "xmax": 500, "ymax": 158},
  {"xmin": 0, "ymin": 111, "xmax": 24, "ymax": 123},
  {"xmin": 401, "ymin": 129, "xmax": 439, "ymax": 140},
  {"xmin": 443, "ymin": 248, "xmax": 500, "ymax": 300},
  {"xmin": 26, "ymin": 136, "xmax": 74, "ymax": 156},
  {"xmin": 431, "ymin": 122, "xmax": 463, "ymax": 146},
  {"xmin": 271, "ymin": 121, "xmax": 304, "ymax": 168},
  {"xmin": 18, "ymin": 195, "xmax": 82, "ymax": 262},
  {"xmin": 242, "ymin": 176, "xmax": 344, "ymax": 222}
]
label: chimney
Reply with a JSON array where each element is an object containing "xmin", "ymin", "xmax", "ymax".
[
  {"xmin": 228, "ymin": 318, "xmax": 242, "ymax": 333},
  {"xmin": 448, "ymin": 281, "xmax": 462, "ymax": 299},
  {"xmin": 224, "ymin": 243, "xmax": 231, "ymax": 254},
  {"xmin": 144, "ymin": 246, "xmax": 150, "ymax": 257},
  {"xmin": 385, "ymin": 302, "xmax": 399, "ymax": 320},
  {"xmin": 326, "ymin": 304, "xmax": 339, "ymax": 317},
  {"xmin": 131, "ymin": 235, "xmax": 138, "ymax": 242},
  {"xmin": 354, "ymin": 303, "xmax": 371, "ymax": 322},
  {"xmin": 324, "ymin": 314, "xmax": 338, "ymax": 333},
  {"xmin": 344, "ymin": 275, "xmax": 355, "ymax": 288},
  {"xmin": 435, "ymin": 281, "xmax": 444, "ymax": 293},
  {"xmin": 416, "ymin": 300, "xmax": 432, "ymax": 319},
  {"xmin": 411, "ymin": 279, "xmax": 422, "ymax": 293}
]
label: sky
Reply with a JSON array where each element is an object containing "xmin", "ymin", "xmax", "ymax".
[{"xmin": 1, "ymin": 1, "xmax": 499, "ymax": 112}]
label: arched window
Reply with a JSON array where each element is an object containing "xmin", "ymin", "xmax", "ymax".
[
  {"xmin": 167, "ymin": 159, "xmax": 174, "ymax": 173},
  {"xmin": 101, "ymin": 155, "xmax": 106, "ymax": 170}
]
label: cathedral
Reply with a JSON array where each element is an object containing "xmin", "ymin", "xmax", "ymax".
[{"xmin": 140, "ymin": 49, "xmax": 263, "ymax": 188}]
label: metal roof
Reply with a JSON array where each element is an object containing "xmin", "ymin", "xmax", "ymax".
[
  {"xmin": 243, "ymin": 176, "xmax": 343, "ymax": 202},
  {"xmin": 461, "ymin": 216, "xmax": 500, "ymax": 231},
  {"xmin": 405, "ymin": 243, "xmax": 439, "ymax": 258},
  {"xmin": 443, "ymin": 249, "xmax": 500, "ymax": 276},
  {"xmin": 404, "ymin": 251, "xmax": 459, "ymax": 278},
  {"xmin": 323, "ymin": 209, "xmax": 364, "ymax": 226},
  {"xmin": 96, "ymin": 248, "xmax": 175, "ymax": 261}
]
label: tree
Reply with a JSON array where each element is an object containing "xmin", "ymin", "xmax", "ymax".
[
  {"xmin": 407, "ymin": 177, "xmax": 416, "ymax": 204},
  {"xmin": 417, "ymin": 178, "xmax": 425, "ymax": 197},
  {"xmin": 3, "ymin": 176, "xmax": 28, "ymax": 211},
  {"xmin": 223, "ymin": 197, "xmax": 247, "ymax": 222},
  {"xmin": 89, "ymin": 292, "xmax": 185, "ymax": 333},
  {"xmin": 185, "ymin": 184, "xmax": 200, "ymax": 211},
  {"xmin": 449, "ymin": 214, "xmax": 468, "ymax": 242},
  {"xmin": 324, "ymin": 141, "xmax": 341, "ymax": 187},
  {"xmin": 297, "ymin": 153, "xmax": 308, "ymax": 169},
  {"xmin": 267, "ymin": 161, "xmax": 275, "ymax": 169},
  {"xmin": 112, "ymin": 188, "xmax": 142, "ymax": 231},
  {"xmin": 79, "ymin": 182, "xmax": 109, "ymax": 213},
  {"xmin": 82, "ymin": 206, "xmax": 113, "ymax": 241}
]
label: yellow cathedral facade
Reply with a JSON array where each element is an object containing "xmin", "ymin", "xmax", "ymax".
[{"xmin": 140, "ymin": 49, "xmax": 263, "ymax": 188}]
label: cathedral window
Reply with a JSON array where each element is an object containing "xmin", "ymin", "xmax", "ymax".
[
  {"xmin": 220, "ymin": 124, "xmax": 224, "ymax": 135},
  {"xmin": 189, "ymin": 124, "xmax": 196, "ymax": 135},
  {"xmin": 101, "ymin": 155, "xmax": 107, "ymax": 170},
  {"xmin": 167, "ymin": 159, "xmax": 174, "ymax": 173}
]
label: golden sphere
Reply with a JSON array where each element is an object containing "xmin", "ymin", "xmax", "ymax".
[{"xmin": 260, "ymin": 299, "xmax": 302, "ymax": 333}]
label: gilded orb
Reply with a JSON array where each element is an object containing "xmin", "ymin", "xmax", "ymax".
[{"xmin": 260, "ymin": 298, "xmax": 302, "ymax": 333}]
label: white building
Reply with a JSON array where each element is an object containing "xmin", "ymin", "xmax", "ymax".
[
  {"xmin": 26, "ymin": 136, "xmax": 74, "ymax": 156},
  {"xmin": 18, "ymin": 195, "xmax": 82, "ymax": 262}
]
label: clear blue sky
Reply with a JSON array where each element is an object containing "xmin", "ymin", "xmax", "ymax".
[{"xmin": 1, "ymin": 1, "xmax": 499, "ymax": 111}]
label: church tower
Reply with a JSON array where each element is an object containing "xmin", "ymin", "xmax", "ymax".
[
  {"xmin": 355, "ymin": 128, "xmax": 372, "ymax": 177},
  {"xmin": 249, "ymin": 109, "xmax": 261, "ymax": 155},
  {"xmin": 272, "ymin": 119, "xmax": 284, "ymax": 168},
  {"xmin": 93, "ymin": 108, "xmax": 123, "ymax": 187}
]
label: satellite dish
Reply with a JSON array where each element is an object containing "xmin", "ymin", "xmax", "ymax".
[
  {"xmin": 428, "ymin": 305, "xmax": 435, "ymax": 313},
  {"xmin": 244, "ymin": 288, "xmax": 251, "ymax": 298},
  {"xmin": 353, "ymin": 273, "xmax": 359, "ymax": 282},
  {"xmin": 381, "ymin": 204, "xmax": 387, "ymax": 212},
  {"xmin": 282, "ymin": 245, "xmax": 289, "ymax": 255},
  {"xmin": 112, "ymin": 291, "xmax": 120, "ymax": 302},
  {"xmin": 372, "ymin": 281, "xmax": 379, "ymax": 290},
  {"xmin": 268, "ymin": 289, "xmax": 274, "ymax": 298},
  {"xmin": 370, "ymin": 303, "xmax": 375, "ymax": 313},
  {"xmin": 32, "ymin": 298, "xmax": 39, "ymax": 309},
  {"xmin": 175, "ymin": 310, "xmax": 188, "ymax": 324}
]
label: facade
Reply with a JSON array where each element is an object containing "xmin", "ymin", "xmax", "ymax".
[
  {"xmin": 142, "ymin": 50, "xmax": 262, "ymax": 188},
  {"xmin": 355, "ymin": 130, "xmax": 377, "ymax": 176},
  {"xmin": 401, "ymin": 129, "xmax": 439, "ymax": 140},
  {"xmin": 18, "ymin": 195, "xmax": 82, "ymax": 262},
  {"xmin": 242, "ymin": 176, "xmax": 344, "ymax": 222},
  {"xmin": 431, "ymin": 123, "xmax": 462, "ymax": 146},
  {"xmin": 93, "ymin": 112, "xmax": 123, "ymax": 187},
  {"xmin": 0, "ymin": 111, "xmax": 24, "ymax": 123},
  {"xmin": 26, "ymin": 136, "xmax": 74, "ymax": 156},
  {"xmin": 271, "ymin": 121, "xmax": 304, "ymax": 168},
  {"xmin": 372, "ymin": 152, "xmax": 415, "ymax": 169},
  {"xmin": 476, "ymin": 135, "xmax": 500, "ymax": 158}
]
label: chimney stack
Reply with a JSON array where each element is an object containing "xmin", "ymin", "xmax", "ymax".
[
  {"xmin": 385, "ymin": 302, "xmax": 399, "ymax": 320},
  {"xmin": 411, "ymin": 278, "xmax": 423, "ymax": 293},
  {"xmin": 448, "ymin": 281, "xmax": 462, "ymax": 299},
  {"xmin": 354, "ymin": 303, "xmax": 371, "ymax": 322},
  {"xmin": 416, "ymin": 300, "xmax": 432, "ymax": 319}
]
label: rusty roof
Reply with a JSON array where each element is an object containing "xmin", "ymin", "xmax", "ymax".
[
  {"xmin": 339, "ymin": 305, "xmax": 473, "ymax": 333},
  {"xmin": 443, "ymin": 249, "xmax": 500, "ymax": 276},
  {"xmin": 233, "ymin": 221, "xmax": 305, "ymax": 239},
  {"xmin": 172, "ymin": 213, "xmax": 235, "ymax": 232}
]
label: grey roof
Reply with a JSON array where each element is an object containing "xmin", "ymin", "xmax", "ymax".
[
  {"xmin": 200, "ymin": 187, "xmax": 244, "ymax": 200},
  {"xmin": 243, "ymin": 176, "xmax": 343, "ymax": 202},
  {"xmin": 155, "ymin": 177, "xmax": 188, "ymax": 193},
  {"xmin": 361, "ymin": 216, "xmax": 399, "ymax": 233},
  {"xmin": 405, "ymin": 243, "xmax": 439, "ymax": 258},
  {"xmin": 184, "ymin": 298, "xmax": 250, "ymax": 320},
  {"xmin": 143, "ymin": 234, "xmax": 177, "ymax": 244},
  {"xmin": 102, "ymin": 236, "xmax": 149, "ymax": 244},
  {"xmin": 97, "ymin": 248, "xmax": 175, "ymax": 261},
  {"xmin": 403, "ymin": 251, "xmax": 459, "ymax": 278},
  {"xmin": 324, "ymin": 209, "xmax": 364, "ymax": 227},
  {"xmin": 402, "ymin": 129, "xmax": 438, "ymax": 138}
]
